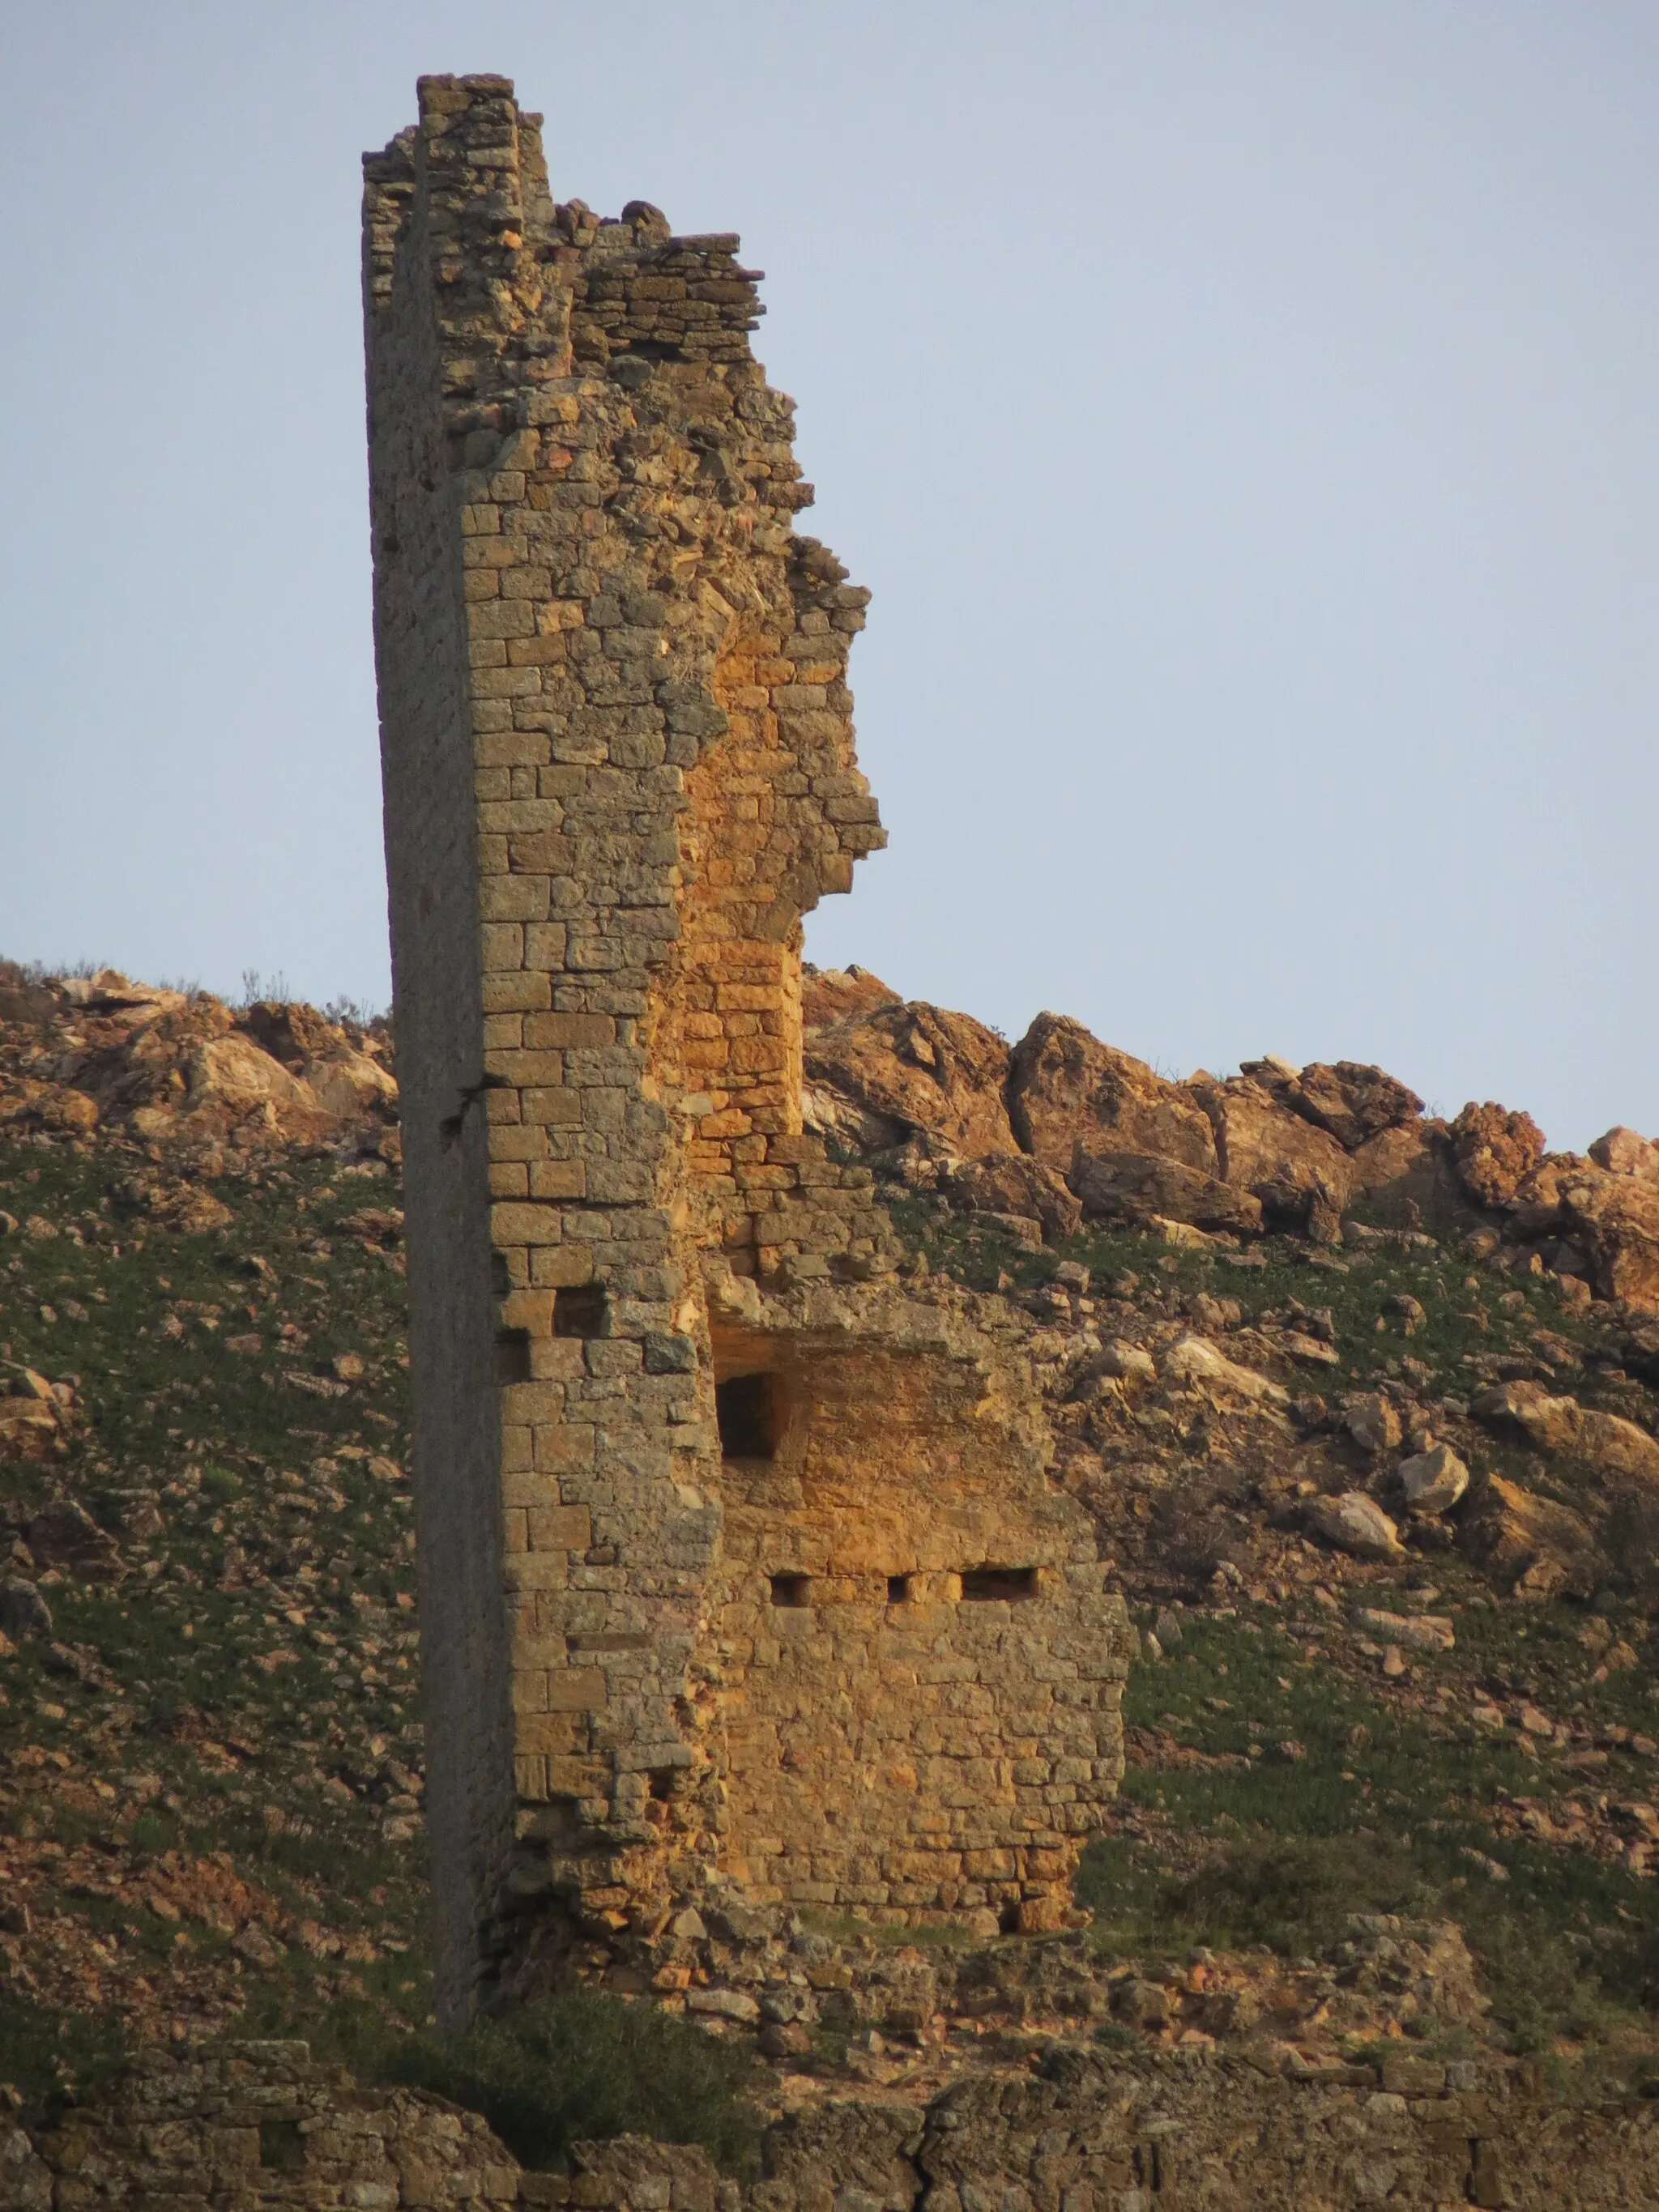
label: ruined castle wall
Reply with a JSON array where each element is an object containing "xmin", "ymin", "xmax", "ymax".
[
  {"xmin": 704, "ymin": 1294, "xmax": 1127, "ymax": 1929},
  {"xmin": 364, "ymin": 74, "xmax": 1132, "ymax": 2024},
  {"xmin": 21, "ymin": 2041, "xmax": 1659, "ymax": 2211},
  {"xmin": 363, "ymin": 123, "xmax": 518, "ymax": 2019}
]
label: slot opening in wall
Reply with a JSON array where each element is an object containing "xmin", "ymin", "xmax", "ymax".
[
  {"xmin": 716, "ymin": 1371, "xmax": 781, "ymax": 1460},
  {"xmin": 553, "ymin": 1284, "xmax": 608, "ymax": 1339},
  {"xmin": 770, "ymin": 1572, "xmax": 811, "ymax": 1609},
  {"xmin": 887, "ymin": 1575, "xmax": 911, "ymax": 1604},
  {"xmin": 494, "ymin": 1329, "xmax": 532, "ymax": 1384},
  {"xmin": 961, "ymin": 1566, "xmax": 1038, "ymax": 1603}
]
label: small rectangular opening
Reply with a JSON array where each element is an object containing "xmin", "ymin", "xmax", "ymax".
[
  {"xmin": 494, "ymin": 1329, "xmax": 531, "ymax": 1383},
  {"xmin": 553, "ymin": 1283, "xmax": 607, "ymax": 1339},
  {"xmin": 717, "ymin": 1372, "xmax": 779, "ymax": 1460},
  {"xmin": 961, "ymin": 1566, "xmax": 1038, "ymax": 1603},
  {"xmin": 259, "ymin": 2120, "xmax": 305, "ymax": 2173},
  {"xmin": 887, "ymin": 1575, "xmax": 911, "ymax": 1604},
  {"xmin": 770, "ymin": 1572, "xmax": 811, "ymax": 1609}
]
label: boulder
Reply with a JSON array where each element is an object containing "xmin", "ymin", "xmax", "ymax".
[
  {"xmin": 27, "ymin": 987, "xmax": 397, "ymax": 1154},
  {"xmin": 944, "ymin": 1153, "xmax": 1081, "ymax": 1243},
  {"xmin": 804, "ymin": 1000, "xmax": 1016, "ymax": 1157},
  {"xmin": 85, "ymin": 997, "xmax": 236, "ymax": 1119},
  {"xmin": 1162, "ymin": 1334, "xmax": 1290, "ymax": 1407},
  {"xmin": 1555, "ymin": 1170, "xmax": 1659, "ymax": 1316},
  {"xmin": 1343, "ymin": 1392, "xmax": 1402, "ymax": 1455},
  {"xmin": 1354, "ymin": 1606, "xmax": 1455, "ymax": 1652},
  {"xmin": 0, "ymin": 1579, "xmax": 53, "ymax": 1641},
  {"xmin": 1589, "ymin": 1126, "xmax": 1659, "ymax": 1183},
  {"xmin": 1190, "ymin": 1076, "xmax": 1354, "ymax": 1233},
  {"xmin": 0, "ymin": 1369, "xmax": 71, "ymax": 1464},
  {"xmin": 240, "ymin": 1000, "xmax": 398, "ymax": 1119},
  {"xmin": 187, "ymin": 1033, "xmax": 317, "ymax": 1115},
  {"xmin": 0, "ymin": 1396, "xmax": 61, "ymax": 1461},
  {"xmin": 1305, "ymin": 1492, "xmax": 1405, "ymax": 1561},
  {"xmin": 1111, "ymin": 1976, "xmax": 1170, "ymax": 2028},
  {"xmin": 0, "ymin": 1080, "xmax": 99, "ymax": 1137},
  {"xmin": 70, "ymin": 970, "xmax": 186, "ymax": 1012},
  {"xmin": 1471, "ymin": 1380, "xmax": 1659, "ymax": 1485},
  {"xmin": 308, "ymin": 1054, "xmax": 397, "ymax": 1119},
  {"xmin": 1278, "ymin": 1062, "xmax": 1425, "ymax": 1153},
  {"xmin": 1506, "ymin": 1152, "xmax": 1596, "ymax": 1239},
  {"xmin": 1459, "ymin": 1473, "xmax": 1597, "ymax": 1596},
  {"xmin": 800, "ymin": 964, "xmax": 901, "ymax": 1032},
  {"xmin": 1094, "ymin": 1340, "xmax": 1158, "ymax": 1384},
  {"xmin": 1008, "ymin": 1014, "xmax": 1218, "ymax": 1174},
  {"xmin": 1346, "ymin": 1119, "xmax": 1464, "ymax": 1228},
  {"xmin": 26, "ymin": 1498, "xmax": 126, "ymax": 1584},
  {"xmin": 1069, "ymin": 1150, "xmax": 1263, "ymax": 1235},
  {"xmin": 1397, "ymin": 1442, "xmax": 1469, "ymax": 1514},
  {"xmin": 1448, "ymin": 1102, "xmax": 1546, "ymax": 1208}
]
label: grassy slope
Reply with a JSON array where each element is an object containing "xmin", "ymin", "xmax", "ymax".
[
  {"xmin": 891, "ymin": 1192, "xmax": 1659, "ymax": 2089},
  {"xmin": 8, "ymin": 1123, "xmax": 1659, "ymax": 2125},
  {"xmin": 0, "ymin": 1134, "xmax": 429, "ymax": 2107}
]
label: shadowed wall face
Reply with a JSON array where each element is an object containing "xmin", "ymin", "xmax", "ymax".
[{"xmin": 364, "ymin": 73, "xmax": 1130, "ymax": 2026}]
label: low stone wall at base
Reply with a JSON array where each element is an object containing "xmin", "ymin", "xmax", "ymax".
[{"xmin": 8, "ymin": 2039, "xmax": 1659, "ymax": 2211}]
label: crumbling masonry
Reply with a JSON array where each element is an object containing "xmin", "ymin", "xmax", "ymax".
[{"xmin": 363, "ymin": 75, "xmax": 1133, "ymax": 2025}]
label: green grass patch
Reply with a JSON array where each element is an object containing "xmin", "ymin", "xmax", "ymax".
[{"xmin": 1081, "ymin": 1604, "xmax": 1659, "ymax": 2068}]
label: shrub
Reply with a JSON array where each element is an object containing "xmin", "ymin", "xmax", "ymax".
[
  {"xmin": 0, "ymin": 1996, "xmax": 127, "ymax": 2125},
  {"xmin": 380, "ymin": 1988, "xmax": 763, "ymax": 2175}
]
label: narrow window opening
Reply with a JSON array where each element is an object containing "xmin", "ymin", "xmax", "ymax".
[
  {"xmin": 494, "ymin": 1329, "xmax": 532, "ymax": 1383},
  {"xmin": 961, "ymin": 1566, "xmax": 1038, "ymax": 1603},
  {"xmin": 770, "ymin": 1572, "xmax": 811, "ymax": 1609},
  {"xmin": 553, "ymin": 1283, "xmax": 607, "ymax": 1339},
  {"xmin": 717, "ymin": 1372, "xmax": 779, "ymax": 1460},
  {"xmin": 887, "ymin": 1575, "xmax": 911, "ymax": 1605},
  {"xmin": 647, "ymin": 1769, "xmax": 678, "ymax": 1801},
  {"xmin": 259, "ymin": 2120, "xmax": 305, "ymax": 2173}
]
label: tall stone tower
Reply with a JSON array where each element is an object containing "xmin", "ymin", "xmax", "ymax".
[{"xmin": 364, "ymin": 75, "xmax": 1132, "ymax": 2027}]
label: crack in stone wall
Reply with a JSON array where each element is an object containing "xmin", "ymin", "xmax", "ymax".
[{"xmin": 363, "ymin": 72, "xmax": 1133, "ymax": 2028}]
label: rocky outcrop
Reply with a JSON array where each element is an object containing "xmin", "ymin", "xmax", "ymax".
[
  {"xmin": 805, "ymin": 973, "xmax": 1659, "ymax": 1305},
  {"xmin": 940, "ymin": 1150, "xmax": 1081, "ymax": 1242},
  {"xmin": 1192, "ymin": 1074, "xmax": 1356, "ymax": 1236},
  {"xmin": 1272, "ymin": 1059, "xmax": 1425, "ymax": 1151},
  {"xmin": 804, "ymin": 977, "xmax": 1459, "ymax": 1247},
  {"xmin": 1591, "ymin": 1125, "xmax": 1659, "ymax": 1182},
  {"xmin": 1068, "ymin": 1148, "xmax": 1264, "ymax": 1234},
  {"xmin": 0, "ymin": 1364, "xmax": 77, "ymax": 1465},
  {"xmin": 800, "ymin": 961, "xmax": 900, "ymax": 1032},
  {"xmin": 1449, "ymin": 1100, "xmax": 1546, "ymax": 1208},
  {"xmin": 1556, "ymin": 1170, "xmax": 1659, "ymax": 1315},
  {"xmin": 1008, "ymin": 1014, "xmax": 1218, "ymax": 1174},
  {"xmin": 804, "ymin": 997, "xmax": 1016, "ymax": 1157},
  {"xmin": 0, "ymin": 967, "xmax": 398, "ymax": 1164}
]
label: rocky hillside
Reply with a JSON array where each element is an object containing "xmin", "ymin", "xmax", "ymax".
[{"xmin": 8, "ymin": 956, "xmax": 1659, "ymax": 2159}]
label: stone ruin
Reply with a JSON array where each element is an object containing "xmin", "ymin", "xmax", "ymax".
[{"xmin": 362, "ymin": 75, "xmax": 1133, "ymax": 2026}]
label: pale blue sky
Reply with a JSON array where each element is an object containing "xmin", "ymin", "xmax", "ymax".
[{"xmin": 2, "ymin": 3, "xmax": 1655, "ymax": 1150}]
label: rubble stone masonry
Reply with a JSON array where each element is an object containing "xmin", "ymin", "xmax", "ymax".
[
  {"xmin": 363, "ymin": 75, "xmax": 1132, "ymax": 2026},
  {"xmin": 15, "ymin": 2041, "xmax": 1659, "ymax": 2210}
]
